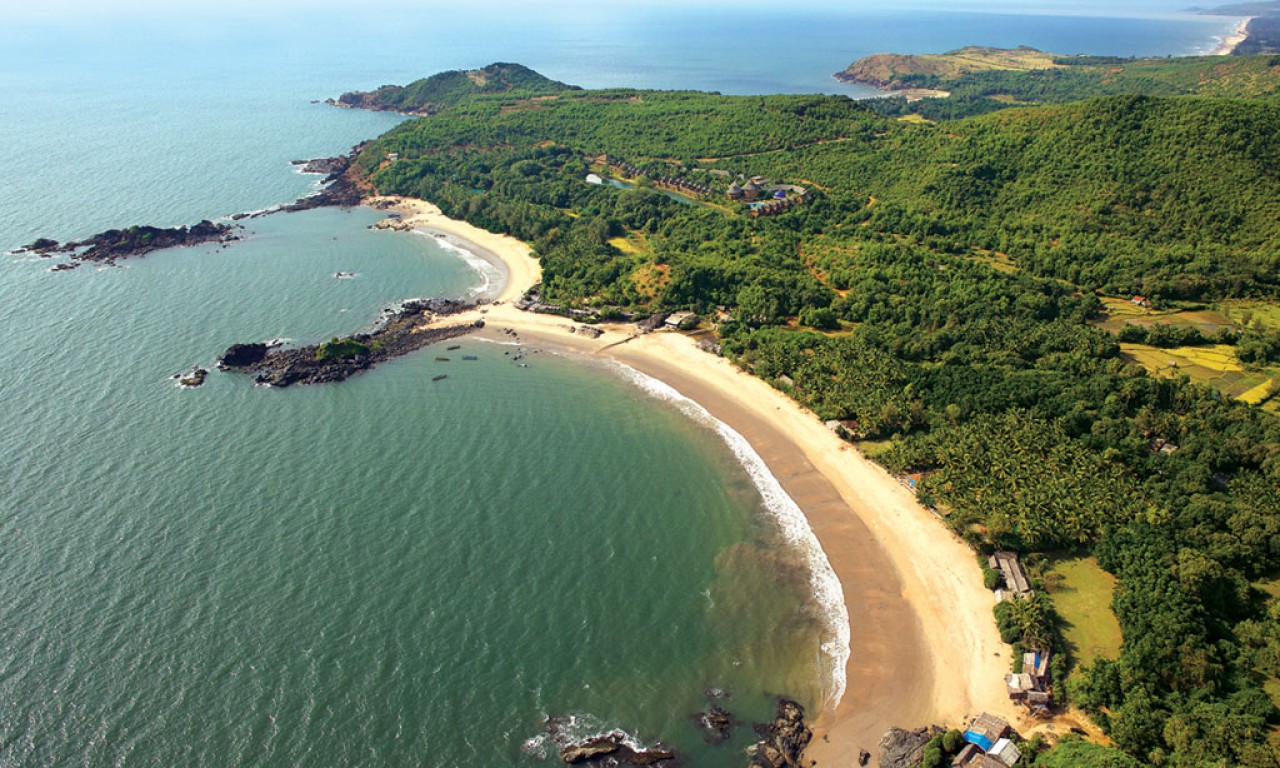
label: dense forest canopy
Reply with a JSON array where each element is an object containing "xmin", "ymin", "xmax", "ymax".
[{"xmin": 354, "ymin": 61, "xmax": 1280, "ymax": 765}]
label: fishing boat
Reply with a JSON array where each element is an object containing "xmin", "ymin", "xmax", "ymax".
[{"xmin": 433, "ymin": 374, "xmax": 447, "ymax": 382}]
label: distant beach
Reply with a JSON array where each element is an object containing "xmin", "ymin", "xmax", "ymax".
[
  {"xmin": 1212, "ymin": 16, "xmax": 1254, "ymax": 55},
  {"xmin": 374, "ymin": 196, "xmax": 1022, "ymax": 756}
]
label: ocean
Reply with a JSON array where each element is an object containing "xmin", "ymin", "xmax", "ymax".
[{"xmin": 0, "ymin": 3, "xmax": 1239, "ymax": 765}]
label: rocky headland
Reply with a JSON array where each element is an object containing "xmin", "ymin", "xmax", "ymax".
[{"xmin": 218, "ymin": 298, "xmax": 483, "ymax": 387}]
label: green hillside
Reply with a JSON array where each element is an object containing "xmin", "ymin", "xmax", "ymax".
[
  {"xmin": 349, "ymin": 66, "xmax": 1280, "ymax": 767},
  {"xmin": 332, "ymin": 62, "xmax": 577, "ymax": 114},
  {"xmin": 838, "ymin": 48, "xmax": 1280, "ymax": 119}
]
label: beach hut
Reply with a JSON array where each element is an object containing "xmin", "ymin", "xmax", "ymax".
[
  {"xmin": 952, "ymin": 744, "xmax": 982, "ymax": 768},
  {"xmin": 988, "ymin": 738, "xmax": 1022, "ymax": 767},
  {"xmin": 963, "ymin": 713, "xmax": 1009, "ymax": 752},
  {"xmin": 989, "ymin": 552, "xmax": 1032, "ymax": 596}
]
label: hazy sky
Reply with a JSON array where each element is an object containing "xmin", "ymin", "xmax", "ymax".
[{"xmin": 0, "ymin": 0, "xmax": 1219, "ymax": 22}]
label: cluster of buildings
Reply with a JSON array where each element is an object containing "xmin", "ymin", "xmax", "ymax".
[
  {"xmin": 954, "ymin": 713, "xmax": 1022, "ymax": 768},
  {"xmin": 652, "ymin": 176, "xmax": 712, "ymax": 196},
  {"xmin": 727, "ymin": 179, "xmax": 812, "ymax": 218},
  {"xmin": 587, "ymin": 155, "xmax": 812, "ymax": 217},
  {"xmin": 990, "ymin": 552, "xmax": 1054, "ymax": 714}
]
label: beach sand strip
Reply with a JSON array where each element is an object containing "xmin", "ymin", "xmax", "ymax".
[{"xmin": 374, "ymin": 196, "xmax": 1023, "ymax": 761}]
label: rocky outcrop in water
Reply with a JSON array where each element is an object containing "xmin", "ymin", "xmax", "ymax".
[
  {"xmin": 747, "ymin": 699, "xmax": 811, "ymax": 768},
  {"xmin": 559, "ymin": 733, "xmax": 676, "ymax": 766},
  {"xmin": 177, "ymin": 366, "xmax": 208, "ymax": 388},
  {"xmin": 22, "ymin": 220, "xmax": 239, "ymax": 266},
  {"xmin": 217, "ymin": 343, "xmax": 270, "ymax": 368},
  {"xmin": 692, "ymin": 705, "xmax": 736, "ymax": 744},
  {"xmin": 878, "ymin": 725, "xmax": 944, "ymax": 768},
  {"xmin": 220, "ymin": 298, "xmax": 482, "ymax": 387},
  {"xmin": 535, "ymin": 716, "xmax": 679, "ymax": 767}
]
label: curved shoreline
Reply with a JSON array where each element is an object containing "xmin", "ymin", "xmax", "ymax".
[
  {"xmin": 1212, "ymin": 16, "xmax": 1254, "ymax": 55},
  {"xmin": 372, "ymin": 195, "xmax": 1021, "ymax": 758}
]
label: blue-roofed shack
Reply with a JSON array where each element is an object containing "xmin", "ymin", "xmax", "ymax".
[
  {"xmin": 774, "ymin": 189, "xmax": 787, "ymax": 199},
  {"xmin": 963, "ymin": 713, "xmax": 1009, "ymax": 752}
]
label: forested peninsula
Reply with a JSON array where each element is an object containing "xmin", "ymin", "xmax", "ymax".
[{"xmin": 330, "ymin": 57, "xmax": 1280, "ymax": 767}]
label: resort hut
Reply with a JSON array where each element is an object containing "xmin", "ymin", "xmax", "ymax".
[
  {"xmin": 774, "ymin": 188, "xmax": 788, "ymax": 199},
  {"xmin": 989, "ymin": 552, "xmax": 1032, "ymax": 596},
  {"xmin": 742, "ymin": 180, "xmax": 762, "ymax": 201},
  {"xmin": 727, "ymin": 182, "xmax": 744, "ymax": 200}
]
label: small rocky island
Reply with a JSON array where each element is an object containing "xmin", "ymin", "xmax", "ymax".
[
  {"xmin": 218, "ymin": 298, "xmax": 482, "ymax": 387},
  {"xmin": 17, "ymin": 220, "xmax": 240, "ymax": 269}
]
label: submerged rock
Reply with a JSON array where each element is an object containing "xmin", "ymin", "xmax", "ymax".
[{"xmin": 692, "ymin": 705, "xmax": 736, "ymax": 744}]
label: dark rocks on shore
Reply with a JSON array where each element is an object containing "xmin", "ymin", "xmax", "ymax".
[
  {"xmin": 747, "ymin": 699, "xmax": 811, "ymax": 768},
  {"xmin": 34, "ymin": 220, "xmax": 240, "ymax": 267},
  {"xmin": 326, "ymin": 92, "xmax": 437, "ymax": 116},
  {"xmin": 220, "ymin": 298, "xmax": 480, "ymax": 387},
  {"xmin": 878, "ymin": 725, "xmax": 944, "ymax": 768},
  {"xmin": 291, "ymin": 156, "xmax": 348, "ymax": 176}
]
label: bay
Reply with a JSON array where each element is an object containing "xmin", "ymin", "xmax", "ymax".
[{"xmin": 0, "ymin": 3, "xmax": 1239, "ymax": 765}]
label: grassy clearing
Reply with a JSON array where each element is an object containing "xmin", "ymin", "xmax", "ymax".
[
  {"xmin": 897, "ymin": 114, "xmax": 934, "ymax": 124},
  {"xmin": 631, "ymin": 262, "xmax": 669, "ymax": 301},
  {"xmin": 1046, "ymin": 556, "xmax": 1123, "ymax": 668},
  {"xmin": 1221, "ymin": 300, "xmax": 1280, "ymax": 332},
  {"xmin": 608, "ymin": 231, "xmax": 649, "ymax": 256},
  {"xmin": 967, "ymin": 249, "xmax": 1018, "ymax": 274}
]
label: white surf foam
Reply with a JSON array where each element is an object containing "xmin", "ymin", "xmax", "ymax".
[
  {"xmin": 613, "ymin": 363, "xmax": 851, "ymax": 710},
  {"xmin": 410, "ymin": 228, "xmax": 506, "ymax": 300}
]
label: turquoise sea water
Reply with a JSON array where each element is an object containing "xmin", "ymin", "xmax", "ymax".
[{"xmin": 0, "ymin": 4, "xmax": 1240, "ymax": 765}]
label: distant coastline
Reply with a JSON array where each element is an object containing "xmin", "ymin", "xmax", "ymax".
[{"xmin": 1212, "ymin": 16, "xmax": 1255, "ymax": 54}]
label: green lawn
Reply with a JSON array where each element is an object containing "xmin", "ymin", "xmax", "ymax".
[{"xmin": 1046, "ymin": 556, "xmax": 1123, "ymax": 668}]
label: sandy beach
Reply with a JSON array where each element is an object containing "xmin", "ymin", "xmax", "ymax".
[
  {"xmin": 374, "ymin": 196, "xmax": 1021, "ymax": 763},
  {"xmin": 1213, "ymin": 16, "xmax": 1253, "ymax": 55}
]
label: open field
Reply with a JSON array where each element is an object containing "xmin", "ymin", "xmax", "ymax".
[
  {"xmin": 1118, "ymin": 342, "xmax": 1280, "ymax": 402},
  {"xmin": 1045, "ymin": 557, "xmax": 1123, "ymax": 668},
  {"xmin": 1096, "ymin": 297, "xmax": 1235, "ymax": 334}
]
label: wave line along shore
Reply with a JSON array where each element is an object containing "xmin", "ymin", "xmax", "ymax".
[{"xmin": 371, "ymin": 195, "xmax": 1022, "ymax": 759}]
